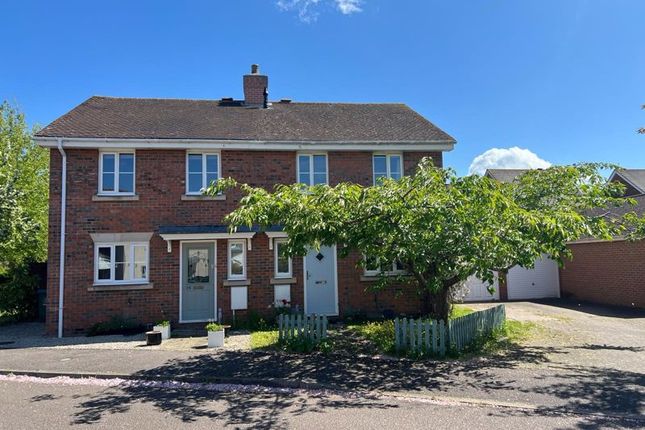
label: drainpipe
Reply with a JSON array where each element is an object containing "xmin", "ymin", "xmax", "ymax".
[{"xmin": 57, "ymin": 138, "xmax": 67, "ymax": 338}]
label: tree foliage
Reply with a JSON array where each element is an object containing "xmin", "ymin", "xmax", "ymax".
[
  {"xmin": 0, "ymin": 101, "xmax": 48, "ymax": 318},
  {"xmin": 206, "ymin": 159, "xmax": 643, "ymax": 321}
]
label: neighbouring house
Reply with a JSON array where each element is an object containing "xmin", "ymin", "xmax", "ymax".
[
  {"xmin": 459, "ymin": 168, "xmax": 561, "ymax": 302},
  {"xmin": 559, "ymin": 169, "xmax": 645, "ymax": 309},
  {"xmin": 35, "ymin": 65, "xmax": 456, "ymax": 336}
]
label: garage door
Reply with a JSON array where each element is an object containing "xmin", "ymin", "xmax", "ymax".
[
  {"xmin": 459, "ymin": 275, "xmax": 500, "ymax": 302},
  {"xmin": 507, "ymin": 255, "xmax": 560, "ymax": 300}
]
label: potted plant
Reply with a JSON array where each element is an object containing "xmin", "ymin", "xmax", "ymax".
[
  {"xmin": 206, "ymin": 321, "xmax": 225, "ymax": 348},
  {"xmin": 153, "ymin": 320, "xmax": 171, "ymax": 340}
]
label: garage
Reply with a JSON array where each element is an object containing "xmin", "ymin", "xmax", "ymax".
[
  {"xmin": 507, "ymin": 255, "xmax": 560, "ymax": 300},
  {"xmin": 460, "ymin": 274, "xmax": 499, "ymax": 302},
  {"xmin": 460, "ymin": 255, "xmax": 560, "ymax": 302}
]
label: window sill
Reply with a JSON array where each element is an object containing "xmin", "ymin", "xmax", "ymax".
[
  {"xmin": 223, "ymin": 279, "xmax": 250, "ymax": 287},
  {"xmin": 181, "ymin": 194, "xmax": 226, "ymax": 201},
  {"xmin": 270, "ymin": 277, "xmax": 297, "ymax": 285},
  {"xmin": 93, "ymin": 194, "xmax": 140, "ymax": 201},
  {"xmin": 88, "ymin": 283, "xmax": 153, "ymax": 292}
]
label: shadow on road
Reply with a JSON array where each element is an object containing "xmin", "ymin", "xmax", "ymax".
[
  {"xmin": 72, "ymin": 387, "xmax": 396, "ymax": 428},
  {"xmin": 66, "ymin": 343, "xmax": 643, "ymax": 428}
]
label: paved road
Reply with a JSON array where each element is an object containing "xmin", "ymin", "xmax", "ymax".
[
  {"xmin": 0, "ymin": 378, "xmax": 632, "ymax": 430},
  {"xmin": 0, "ymin": 300, "xmax": 643, "ymax": 425}
]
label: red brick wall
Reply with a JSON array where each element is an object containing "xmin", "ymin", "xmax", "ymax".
[
  {"xmin": 559, "ymin": 240, "xmax": 645, "ymax": 309},
  {"xmin": 46, "ymin": 148, "xmax": 443, "ymax": 335}
]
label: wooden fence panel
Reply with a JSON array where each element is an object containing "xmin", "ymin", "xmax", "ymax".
[
  {"xmin": 278, "ymin": 314, "xmax": 329, "ymax": 343},
  {"xmin": 393, "ymin": 304, "xmax": 506, "ymax": 356}
]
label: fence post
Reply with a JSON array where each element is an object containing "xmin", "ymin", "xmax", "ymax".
[
  {"xmin": 439, "ymin": 319, "xmax": 446, "ymax": 357},
  {"xmin": 424, "ymin": 320, "xmax": 430, "ymax": 354}
]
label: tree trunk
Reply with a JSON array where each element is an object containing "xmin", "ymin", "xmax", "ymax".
[{"xmin": 429, "ymin": 287, "xmax": 451, "ymax": 322}]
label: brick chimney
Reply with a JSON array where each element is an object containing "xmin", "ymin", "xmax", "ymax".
[{"xmin": 243, "ymin": 64, "xmax": 268, "ymax": 107}]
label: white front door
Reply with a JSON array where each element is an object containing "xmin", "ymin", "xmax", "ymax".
[{"xmin": 304, "ymin": 246, "xmax": 338, "ymax": 315}]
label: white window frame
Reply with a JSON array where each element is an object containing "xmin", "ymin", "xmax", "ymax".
[
  {"xmin": 372, "ymin": 153, "xmax": 403, "ymax": 185},
  {"xmin": 274, "ymin": 238, "xmax": 293, "ymax": 278},
  {"xmin": 227, "ymin": 239, "xmax": 247, "ymax": 280},
  {"xmin": 98, "ymin": 150, "xmax": 136, "ymax": 195},
  {"xmin": 363, "ymin": 255, "xmax": 405, "ymax": 277},
  {"xmin": 296, "ymin": 152, "xmax": 328, "ymax": 186},
  {"xmin": 185, "ymin": 151, "xmax": 221, "ymax": 195},
  {"xmin": 94, "ymin": 242, "xmax": 149, "ymax": 285}
]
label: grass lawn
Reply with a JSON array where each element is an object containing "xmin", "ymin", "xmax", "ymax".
[
  {"xmin": 250, "ymin": 330, "xmax": 279, "ymax": 349},
  {"xmin": 249, "ymin": 304, "xmax": 541, "ymax": 358}
]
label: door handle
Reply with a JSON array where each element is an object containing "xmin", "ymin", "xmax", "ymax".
[{"xmin": 306, "ymin": 270, "xmax": 311, "ymax": 280}]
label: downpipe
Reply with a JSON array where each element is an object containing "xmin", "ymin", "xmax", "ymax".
[{"xmin": 56, "ymin": 138, "xmax": 66, "ymax": 338}]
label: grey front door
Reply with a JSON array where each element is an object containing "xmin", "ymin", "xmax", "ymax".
[
  {"xmin": 305, "ymin": 246, "xmax": 338, "ymax": 315},
  {"xmin": 181, "ymin": 242, "xmax": 216, "ymax": 321}
]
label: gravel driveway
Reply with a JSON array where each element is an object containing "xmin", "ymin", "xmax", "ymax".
[{"xmin": 468, "ymin": 300, "xmax": 645, "ymax": 373}]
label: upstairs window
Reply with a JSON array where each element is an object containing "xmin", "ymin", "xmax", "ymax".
[
  {"xmin": 228, "ymin": 240, "xmax": 247, "ymax": 280},
  {"xmin": 99, "ymin": 152, "xmax": 135, "ymax": 194},
  {"xmin": 297, "ymin": 154, "xmax": 328, "ymax": 186},
  {"xmin": 186, "ymin": 152, "xmax": 220, "ymax": 195},
  {"xmin": 95, "ymin": 242, "xmax": 148, "ymax": 284},
  {"xmin": 274, "ymin": 238, "xmax": 292, "ymax": 278},
  {"xmin": 373, "ymin": 154, "xmax": 402, "ymax": 185}
]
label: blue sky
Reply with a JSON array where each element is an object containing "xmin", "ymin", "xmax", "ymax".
[{"xmin": 1, "ymin": 0, "xmax": 643, "ymax": 175}]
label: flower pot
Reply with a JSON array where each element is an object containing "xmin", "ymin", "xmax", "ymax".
[
  {"xmin": 153, "ymin": 325, "xmax": 171, "ymax": 340},
  {"xmin": 207, "ymin": 329, "xmax": 225, "ymax": 348}
]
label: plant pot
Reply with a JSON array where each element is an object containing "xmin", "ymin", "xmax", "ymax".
[
  {"xmin": 207, "ymin": 329, "xmax": 225, "ymax": 348},
  {"xmin": 153, "ymin": 325, "xmax": 171, "ymax": 340}
]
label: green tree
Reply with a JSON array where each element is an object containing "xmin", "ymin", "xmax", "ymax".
[
  {"xmin": 207, "ymin": 160, "xmax": 642, "ymax": 322},
  {"xmin": 0, "ymin": 101, "xmax": 49, "ymax": 317}
]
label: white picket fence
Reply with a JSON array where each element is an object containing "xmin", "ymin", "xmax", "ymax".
[
  {"xmin": 394, "ymin": 304, "xmax": 506, "ymax": 356},
  {"xmin": 277, "ymin": 314, "xmax": 328, "ymax": 343}
]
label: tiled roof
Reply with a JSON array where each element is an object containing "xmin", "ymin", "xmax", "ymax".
[
  {"xmin": 612, "ymin": 169, "xmax": 645, "ymax": 194},
  {"xmin": 35, "ymin": 96, "xmax": 455, "ymax": 143},
  {"xmin": 484, "ymin": 169, "xmax": 530, "ymax": 183}
]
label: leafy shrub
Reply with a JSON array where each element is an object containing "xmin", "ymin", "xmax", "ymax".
[
  {"xmin": 87, "ymin": 316, "xmax": 145, "ymax": 337},
  {"xmin": 155, "ymin": 320, "xmax": 170, "ymax": 327},
  {"xmin": 231, "ymin": 310, "xmax": 272, "ymax": 331},
  {"xmin": 205, "ymin": 322, "xmax": 224, "ymax": 332},
  {"xmin": 0, "ymin": 264, "xmax": 39, "ymax": 320}
]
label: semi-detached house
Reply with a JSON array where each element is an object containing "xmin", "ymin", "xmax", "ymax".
[{"xmin": 35, "ymin": 65, "xmax": 456, "ymax": 336}]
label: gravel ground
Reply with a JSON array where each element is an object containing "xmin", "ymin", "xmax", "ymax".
[{"xmin": 0, "ymin": 323, "xmax": 251, "ymax": 352}]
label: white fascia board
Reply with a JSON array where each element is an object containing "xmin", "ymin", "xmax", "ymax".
[
  {"xmin": 160, "ymin": 232, "xmax": 256, "ymax": 241},
  {"xmin": 34, "ymin": 136, "xmax": 455, "ymax": 152}
]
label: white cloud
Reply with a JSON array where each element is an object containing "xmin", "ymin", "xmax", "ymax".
[
  {"xmin": 468, "ymin": 147, "xmax": 551, "ymax": 176},
  {"xmin": 277, "ymin": 0, "xmax": 363, "ymax": 23},
  {"xmin": 335, "ymin": 0, "xmax": 362, "ymax": 14}
]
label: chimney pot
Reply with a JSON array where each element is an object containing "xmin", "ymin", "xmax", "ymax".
[{"xmin": 251, "ymin": 64, "xmax": 259, "ymax": 74}]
